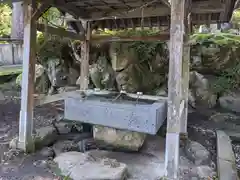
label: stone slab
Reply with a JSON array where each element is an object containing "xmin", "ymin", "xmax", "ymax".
[
  {"xmin": 54, "ymin": 151, "xmax": 127, "ymax": 180},
  {"xmin": 87, "ymin": 150, "xmax": 165, "ymax": 180},
  {"xmin": 64, "ymin": 92, "xmax": 167, "ymax": 134},
  {"xmin": 216, "ymin": 130, "xmax": 239, "ymax": 180}
]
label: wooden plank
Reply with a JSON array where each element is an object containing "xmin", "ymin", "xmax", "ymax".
[
  {"xmin": 161, "ymin": 0, "xmax": 171, "ymax": 8},
  {"xmin": 91, "ymin": 33, "xmax": 170, "ymax": 42},
  {"xmin": 18, "ymin": 0, "xmax": 37, "ymax": 153},
  {"xmin": 80, "ymin": 21, "xmax": 91, "ymax": 90},
  {"xmin": 164, "ymin": 0, "xmax": 188, "ymax": 178},
  {"xmin": 34, "ymin": 91, "xmax": 75, "ymax": 106},
  {"xmin": 216, "ymin": 130, "xmax": 239, "ymax": 180},
  {"xmin": 36, "ymin": 23, "xmax": 85, "ymax": 40}
]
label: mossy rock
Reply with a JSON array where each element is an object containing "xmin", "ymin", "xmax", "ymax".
[{"xmin": 15, "ymin": 73, "xmax": 22, "ymax": 87}]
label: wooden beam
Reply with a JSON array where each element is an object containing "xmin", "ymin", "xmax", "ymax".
[
  {"xmin": 91, "ymin": 33, "xmax": 170, "ymax": 42},
  {"xmin": 220, "ymin": 0, "xmax": 234, "ymax": 22},
  {"xmin": 18, "ymin": 0, "xmax": 37, "ymax": 153},
  {"xmin": 54, "ymin": 0, "xmax": 90, "ymax": 19},
  {"xmin": 164, "ymin": 0, "xmax": 190, "ymax": 178},
  {"xmin": 32, "ymin": 3, "xmax": 51, "ymax": 21},
  {"xmin": 0, "ymin": 38, "xmax": 23, "ymax": 42},
  {"xmin": 36, "ymin": 23, "xmax": 85, "ymax": 40},
  {"xmin": 80, "ymin": 21, "xmax": 91, "ymax": 90},
  {"xmin": 161, "ymin": 0, "xmax": 171, "ymax": 8}
]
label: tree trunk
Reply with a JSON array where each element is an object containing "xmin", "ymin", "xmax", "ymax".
[{"xmin": 11, "ymin": 1, "xmax": 24, "ymax": 39}]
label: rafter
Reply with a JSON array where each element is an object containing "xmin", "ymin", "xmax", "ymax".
[
  {"xmin": 160, "ymin": 0, "xmax": 170, "ymax": 8},
  {"xmin": 32, "ymin": 3, "xmax": 51, "ymax": 21},
  {"xmin": 36, "ymin": 23, "xmax": 85, "ymax": 40}
]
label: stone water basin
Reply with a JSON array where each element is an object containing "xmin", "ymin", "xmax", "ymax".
[{"xmin": 64, "ymin": 90, "xmax": 167, "ymax": 134}]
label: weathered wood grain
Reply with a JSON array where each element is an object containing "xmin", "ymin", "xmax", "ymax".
[
  {"xmin": 164, "ymin": 0, "xmax": 190, "ymax": 178},
  {"xmin": 80, "ymin": 21, "xmax": 91, "ymax": 90},
  {"xmin": 18, "ymin": 0, "xmax": 37, "ymax": 153}
]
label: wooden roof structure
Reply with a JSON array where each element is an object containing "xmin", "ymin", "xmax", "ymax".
[{"xmin": 53, "ymin": 0, "xmax": 237, "ymax": 31}]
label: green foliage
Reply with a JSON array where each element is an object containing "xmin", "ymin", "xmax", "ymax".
[
  {"xmin": 103, "ymin": 28, "xmax": 162, "ymax": 37},
  {"xmin": 189, "ymin": 33, "xmax": 240, "ymax": 47},
  {"xmin": 0, "ymin": 4, "xmax": 11, "ymax": 37},
  {"xmin": 105, "ymin": 29, "xmax": 166, "ymax": 63},
  {"xmin": 40, "ymin": 7, "xmax": 64, "ymax": 28},
  {"xmin": 232, "ymin": 9, "xmax": 240, "ymax": 25},
  {"xmin": 37, "ymin": 35, "xmax": 70, "ymax": 62},
  {"xmin": 211, "ymin": 63, "xmax": 240, "ymax": 94}
]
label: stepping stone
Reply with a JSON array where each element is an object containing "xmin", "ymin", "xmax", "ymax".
[{"xmin": 54, "ymin": 151, "xmax": 127, "ymax": 180}]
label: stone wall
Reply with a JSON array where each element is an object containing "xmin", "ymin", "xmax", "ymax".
[{"xmin": 0, "ymin": 43, "xmax": 23, "ymax": 65}]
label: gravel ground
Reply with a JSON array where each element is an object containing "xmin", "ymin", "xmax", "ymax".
[
  {"xmin": 188, "ymin": 109, "xmax": 240, "ymax": 178},
  {"xmin": 232, "ymin": 142, "xmax": 240, "ymax": 176}
]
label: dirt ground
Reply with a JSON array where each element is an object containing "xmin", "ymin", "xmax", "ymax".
[
  {"xmin": 0, "ymin": 81, "xmax": 239, "ymax": 179},
  {"xmin": 0, "ymin": 87, "xmax": 61, "ymax": 179}
]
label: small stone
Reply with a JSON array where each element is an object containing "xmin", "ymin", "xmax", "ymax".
[
  {"xmin": 33, "ymin": 160, "xmax": 48, "ymax": 168},
  {"xmin": 140, "ymin": 135, "xmax": 165, "ymax": 158},
  {"xmin": 9, "ymin": 137, "xmax": 18, "ymax": 149},
  {"xmin": 209, "ymin": 113, "xmax": 240, "ymax": 123},
  {"xmin": 219, "ymin": 92, "xmax": 240, "ymax": 113},
  {"xmin": 195, "ymin": 166, "xmax": 216, "ymax": 179},
  {"xmin": 54, "ymin": 151, "xmax": 127, "ymax": 180},
  {"xmin": 40, "ymin": 147, "xmax": 55, "ymax": 158},
  {"xmin": 54, "ymin": 122, "xmax": 72, "ymax": 134},
  {"xmin": 52, "ymin": 140, "xmax": 79, "ymax": 156},
  {"xmin": 185, "ymin": 141, "xmax": 210, "ymax": 165},
  {"xmin": 34, "ymin": 126, "xmax": 58, "ymax": 149}
]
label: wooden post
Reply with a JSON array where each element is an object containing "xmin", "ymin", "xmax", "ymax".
[
  {"xmin": 181, "ymin": 8, "xmax": 192, "ymax": 135},
  {"xmin": 164, "ymin": 0, "xmax": 190, "ymax": 178},
  {"xmin": 18, "ymin": 0, "xmax": 37, "ymax": 152},
  {"xmin": 80, "ymin": 21, "xmax": 92, "ymax": 133},
  {"xmin": 80, "ymin": 21, "xmax": 91, "ymax": 90}
]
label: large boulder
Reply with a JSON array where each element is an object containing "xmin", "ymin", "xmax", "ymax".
[
  {"xmin": 46, "ymin": 58, "xmax": 68, "ymax": 88},
  {"xmin": 109, "ymin": 42, "xmax": 137, "ymax": 72},
  {"xmin": 54, "ymin": 151, "xmax": 127, "ymax": 180},
  {"xmin": 34, "ymin": 126, "xmax": 58, "ymax": 149},
  {"xmin": 93, "ymin": 125, "xmax": 146, "ymax": 151},
  {"xmin": 16, "ymin": 64, "xmax": 45, "ymax": 87},
  {"xmin": 111, "ymin": 42, "xmax": 166, "ymax": 93},
  {"xmin": 219, "ymin": 91, "xmax": 240, "ymax": 113},
  {"xmin": 89, "ymin": 56, "xmax": 116, "ymax": 90},
  {"xmin": 189, "ymin": 71, "xmax": 217, "ymax": 108}
]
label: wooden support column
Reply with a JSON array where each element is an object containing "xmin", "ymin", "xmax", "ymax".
[
  {"xmin": 18, "ymin": 0, "xmax": 37, "ymax": 152},
  {"xmin": 80, "ymin": 21, "xmax": 91, "ymax": 90},
  {"xmin": 164, "ymin": 0, "xmax": 190, "ymax": 178},
  {"xmin": 180, "ymin": 4, "xmax": 192, "ymax": 136}
]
